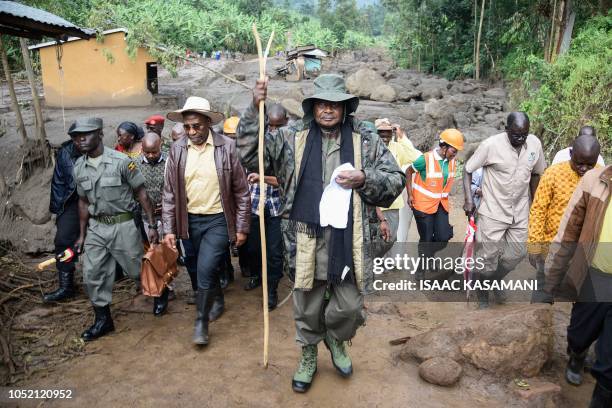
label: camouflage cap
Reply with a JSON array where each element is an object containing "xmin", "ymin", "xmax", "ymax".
[{"xmin": 68, "ymin": 117, "xmax": 103, "ymax": 135}]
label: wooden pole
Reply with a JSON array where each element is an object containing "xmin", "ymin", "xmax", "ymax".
[
  {"xmin": 252, "ymin": 24, "xmax": 274, "ymax": 369},
  {"xmin": 19, "ymin": 38, "xmax": 46, "ymax": 143},
  {"xmin": 0, "ymin": 35, "xmax": 27, "ymax": 142}
]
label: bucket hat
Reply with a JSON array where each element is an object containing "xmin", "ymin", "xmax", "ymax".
[
  {"xmin": 167, "ymin": 96, "xmax": 224, "ymax": 125},
  {"xmin": 302, "ymin": 74, "xmax": 359, "ymax": 122}
]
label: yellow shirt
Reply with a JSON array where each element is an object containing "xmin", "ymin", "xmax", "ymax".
[
  {"xmin": 527, "ymin": 161, "xmax": 581, "ymax": 255},
  {"xmin": 185, "ymin": 134, "xmax": 223, "ymax": 215},
  {"xmin": 592, "ymin": 199, "xmax": 612, "ymax": 273},
  {"xmin": 383, "ymin": 137, "xmax": 421, "ymax": 211}
]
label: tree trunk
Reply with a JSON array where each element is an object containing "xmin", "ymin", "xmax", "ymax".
[
  {"xmin": 556, "ymin": 0, "xmax": 573, "ymax": 56},
  {"xmin": 0, "ymin": 36, "xmax": 27, "ymax": 143},
  {"xmin": 546, "ymin": 0, "xmax": 558, "ymax": 62},
  {"xmin": 551, "ymin": 1, "xmax": 565, "ymax": 62},
  {"xmin": 473, "ymin": 0, "xmax": 477, "ymax": 69},
  {"xmin": 475, "ymin": 0, "xmax": 486, "ymax": 80},
  {"xmin": 19, "ymin": 38, "xmax": 46, "ymax": 143}
]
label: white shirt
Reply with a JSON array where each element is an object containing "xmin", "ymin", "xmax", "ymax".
[{"xmin": 552, "ymin": 147, "xmax": 605, "ymax": 166}]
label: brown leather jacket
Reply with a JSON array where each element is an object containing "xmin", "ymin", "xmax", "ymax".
[{"xmin": 162, "ymin": 131, "xmax": 251, "ymax": 241}]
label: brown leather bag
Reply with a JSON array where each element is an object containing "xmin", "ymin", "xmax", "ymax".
[{"xmin": 141, "ymin": 242, "xmax": 179, "ymax": 297}]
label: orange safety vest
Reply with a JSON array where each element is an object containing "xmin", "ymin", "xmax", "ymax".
[{"xmin": 411, "ymin": 151, "xmax": 456, "ymax": 214}]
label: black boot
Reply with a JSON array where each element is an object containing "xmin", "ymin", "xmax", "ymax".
[
  {"xmin": 268, "ymin": 280, "xmax": 279, "ymax": 311},
  {"xmin": 81, "ymin": 305, "xmax": 114, "ymax": 341},
  {"xmin": 153, "ymin": 287, "xmax": 169, "ymax": 317},
  {"xmin": 193, "ymin": 289, "xmax": 215, "ymax": 346},
  {"xmin": 244, "ymin": 275, "xmax": 261, "ymax": 291},
  {"xmin": 208, "ymin": 291, "xmax": 225, "ymax": 321},
  {"xmin": 477, "ymin": 290, "xmax": 489, "ymax": 309},
  {"xmin": 43, "ymin": 269, "xmax": 75, "ymax": 303},
  {"xmin": 565, "ymin": 349, "xmax": 588, "ymax": 385},
  {"xmin": 589, "ymin": 382, "xmax": 612, "ymax": 408}
]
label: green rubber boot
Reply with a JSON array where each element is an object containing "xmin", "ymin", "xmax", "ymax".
[
  {"xmin": 324, "ymin": 333, "xmax": 353, "ymax": 378},
  {"xmin": 292, "ymin": 345, "xmax": 318, "ymax": 393}
]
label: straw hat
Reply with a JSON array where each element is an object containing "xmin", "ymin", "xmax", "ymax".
[{"xmin": 167, "ymin": 96, "xmax": 224, "ymax": 125}]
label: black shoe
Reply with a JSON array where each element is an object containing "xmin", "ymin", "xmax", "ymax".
[
  {"xmin": 153, "ymin": 288, "xmax": 169, "ymax": 316},
  {"xmin": 244, "ymin": 276, "xmax": 261, "ymax": 291},
  {"xmin": 589, "ymin": 382, "xmax": 612, "ymax": 408},
  {"xmin": 208, "ymin": 291, "xmax": 225, "ymax": 321},
  {"xmin": 43, "ymin": 270, "xmax": 75, "ymax": 303},
  {"xmin": 81, "ymin": 305, "xmax": 115, "ymax": 341},
  {"xmin": 193, "ymin": 288, "xmax": 215, "ymax": 346},
  {"xmin": 268, "ymin": 280, "xmax": 279, "ymax": 311},
  {"xmin": 220, "ymin": 277, "xmax": 229, "ymax": 290},
  {"xmin": 565, "ymin": 349, "xmax": 587, "ymax": 386}
]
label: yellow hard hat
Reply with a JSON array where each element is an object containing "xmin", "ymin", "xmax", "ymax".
[
  {"xmin": 439, "ymin": 128, "xmax": 464, "ymax": 151},
  {"xmin": 223, "ymin": 116, "xmax": 240, "ymax": 135}
]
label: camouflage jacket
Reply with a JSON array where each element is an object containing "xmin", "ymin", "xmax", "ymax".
[{"xmin": 237, "ymin": 104, "xmax": 405, "ymax": 292}]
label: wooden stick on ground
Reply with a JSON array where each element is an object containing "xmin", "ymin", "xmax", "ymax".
[{"xmin": 252, "ymin": 23, "xmax": 274, "ymax": 369}]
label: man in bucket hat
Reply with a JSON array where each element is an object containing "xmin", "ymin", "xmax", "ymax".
[
  {"xmin": 162, "ymin": 97, "xmax": 251, "ymax": 346},
  {"xmin": 237, "ymin": 75, "xmax": 405, "ymax": 392}
]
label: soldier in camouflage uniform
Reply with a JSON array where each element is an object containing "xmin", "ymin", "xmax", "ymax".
[{"xmin": 237, "ymin": 74, "xmax": 405, "ymax": 393}]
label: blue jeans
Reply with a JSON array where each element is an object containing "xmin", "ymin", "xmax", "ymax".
[{"xmin": 187, "ymin": 213, "xmax": 229, "ymax": 290}]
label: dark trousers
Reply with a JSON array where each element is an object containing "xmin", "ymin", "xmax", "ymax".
[
  {"xmin": 54, "ymin": 198, "xmax": 80, "ymax": 273},
  {"xmin": 247, "ymin": 212, "xmax": 283, "ymax": 282},
  {"xmin": 179, "ymin": 238, "xmax": 198, "ymax": 291},
  {"xmin": 187, "ymin": 213, "xmax": 229, "ymax": 290},
  {"xmin": 567, "ymin": 302, "xmax": 612, "ymax": 389},
  {"xmin": 413, "ymin": 205, "xmax": 452, "ymax": 258}
]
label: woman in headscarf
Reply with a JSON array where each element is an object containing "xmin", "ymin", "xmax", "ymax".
[{"xmin": 115, "ymin": 121, "xmax": 144, "ymax": 158}]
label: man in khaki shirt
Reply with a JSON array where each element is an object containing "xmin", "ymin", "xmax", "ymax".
[{"xmin": 463, "ymin": 112, "xmax": 546, "ymax": 308}]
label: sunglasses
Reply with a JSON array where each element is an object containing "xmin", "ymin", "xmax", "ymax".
[{"xmin": 183, "ymin": 123, "xmax": 205, "ymax": 132}]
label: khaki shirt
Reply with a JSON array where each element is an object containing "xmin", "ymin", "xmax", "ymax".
[
  {"xmin": 185, "ymin": 133, "xmax": 223, "ymax": 215},
  {"xmin": 465, "ymin": 132, "xmax": 546, "ymax": 224},
  {"xmin": 74, "ymin": 147, "xmax": 145, "ymax": 216},
  {"xmin": 315, "ymin": 132, "xmax": 342, "ymax": 280}
]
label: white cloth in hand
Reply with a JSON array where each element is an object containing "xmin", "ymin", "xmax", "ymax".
[{"xmin": 320, "ymin": 162, "xmax": 355, "ymax": 229}]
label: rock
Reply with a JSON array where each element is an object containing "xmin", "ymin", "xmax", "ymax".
[
  {"xmin": 9, "ymin": 166, "xmax": 53, "ymax": 225},
  {"xmin": 484, "ymin": 112, "xmax": 506, "ymax": 129},
  {"xmin": 417, "ymin": 78, "xmax": 450, "ymax": 100},
  {"xmin": 463, "ymin": 126, "xmax": 500, "ymax": 143},
  {"xmin": 234, "ymin": 73, "xmax": 246, "ymax": 82},
  {"xmin": 453, "ymin": 112, "xmax": 472, "ymax": 129},
  {"xmin": 370, "ymin": 84, "xmax": 397, "ymax": 102},
  {"xmin": 510, "ymin": 378, "xmax": 561, "ymax": 408},
  {"xmin": 400, "ymin": 305, "xmax": 554, "ymax": 378},
  {"xmin": 424, "ymin": 99, "xmax": 452, "ymax": 121},
  {"xmin": 484, "ymin": 87, "xmax": 506, "ymax": 100},
  {"xmin": 346, "ymin": 68, "xmax": 387, "ymax": 99},
  {"xmin": 281, "ymin": 98, "xmax": 303, "ymax": 118},
  {"xmin": 419, "ymin": 357, "xmax": 463, "ymax": 386},
  {"xmin": 397, "ymin": 90, "xmax": 422, "ymax": 102}
]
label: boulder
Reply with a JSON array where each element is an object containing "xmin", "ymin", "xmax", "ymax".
[
  {"xmin": 484, "ymin": 87, "xmax": 506, "ymax": 100},
  {"xmin": 346, "ymin": 68, "xmax": 387, "ymax": 99},
  {"xmin": 417, "ymin": 78, "xmax": 450, "ymax": 100},
  {"xmin": 370, "ymin": 84, "xmax": 397, "ymax": 102},
  {"xmin": 419, "ymin": 357, "xmax": 463, "ymax": 386},
  {"xmin": 400, "ymin": 305, "xmax": 554, "ymax": 378},
  {"xmin": 484, "ymin": 112, "xmax": 506, "ymax": 129}
]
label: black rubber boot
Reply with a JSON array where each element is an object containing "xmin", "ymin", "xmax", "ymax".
[
  {"xmin": 477, "ymin": 290, "xmax": 490, "ymax": 309},
  {"xmin": 244, "ymin": 276, "xmax": 261, "ymax": 291},
  {"xmin": 43, "ymin": 269, "xmax": 75, "ymax": 303},
  {"xmin": 589, "ymin": 382, "xmax": 612, "ymax": 408},
  {"xmin": 565, "ymin": 349, "xmax": 588, "ymax": 385},
  {"xmin": 81, "ymin": 305, "xmax": 115, "ymax": 341},
  {"xmin": 193, "ymin": 288, "xmax": 215, "ymax": 346},
  {"xmin": 153, "ymin": 287, "xmax": 169, "ymax": 317},
  {"xmin": 208, "ymin": 291, "xmax": 225, "ymax": 321},
  {"xmin": 268, "ymin": 280, "xmax": 279, "ymax": 311}
]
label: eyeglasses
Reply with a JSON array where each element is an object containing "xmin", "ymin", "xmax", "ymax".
[{"xmin": 183, "ymin": 123, "xmax": 205, "ymax": 132}]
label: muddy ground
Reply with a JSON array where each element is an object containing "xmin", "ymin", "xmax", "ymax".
[{"xmin": 0, "ymin": 52, "xmax": 595, "ymax": 407}]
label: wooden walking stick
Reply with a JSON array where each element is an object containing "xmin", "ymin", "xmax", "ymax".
[{"xmin": 252, "ymin": 24, "xmax": 274, "ymax": 368}]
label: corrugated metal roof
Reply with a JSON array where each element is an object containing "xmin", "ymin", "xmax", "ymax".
[
  {"xmin": 29, "ymin": 28, "xmax": 128, "ymax": 50},
  {"xmin": 0, "ymin": 0, "xmax": 94, "ymax": 38}
]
